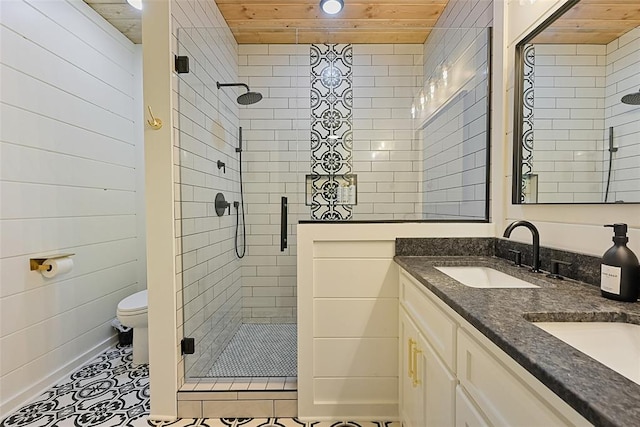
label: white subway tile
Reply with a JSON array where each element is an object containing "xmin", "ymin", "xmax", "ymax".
[
  {"xmin": 353, "ymin": 66, "xmax": 389, "ymax": 77},
  {"xmin": 248, "ymin": 56, "xmax": 291, "ymax": 66},
  {"xmin": 353, "ymin": 55, "xmax": 372, "ymax": 66},
  {"xmin": 353, "ymin": 45, "xmax": 394, "ymax": 55},
  {"xmin": 556, "ymin": 55, "xmax": 600, "ymax": 66},
  {"xmin": 372, "ymin": 55, "xmax": 415, "ymax": 66},
  {"xmin": 577, "ymin": 45, "xmax": 607, "ymax": 56},
  {"xmin": 239, "ymin": 45, "xmax": 269, "ymax": 55}
]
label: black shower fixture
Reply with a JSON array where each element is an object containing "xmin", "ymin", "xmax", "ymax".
[
  {"xmin": 174, "ymin": 55, "xmax": 189, "ymax": 74},
  {"xmin": 621, "ymin": 88, "xmax": 640, "ymax": 105},
  {"xmin": 216, "ymin": 82, "xmax": 263, "ymax": 105}
]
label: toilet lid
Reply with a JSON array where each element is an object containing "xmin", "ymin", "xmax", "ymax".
[{"xmin": 118, "ymin": 290, "xmax": 147, "ymax": 313}]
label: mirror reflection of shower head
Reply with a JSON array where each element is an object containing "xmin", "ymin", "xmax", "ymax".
[
  {"xmin": 621, "ymin": 88, "xmax": 640, "ymax": 105},
  {"xmin": 216, "ymin": 82, "xmax": 263, "ymax": 105}
]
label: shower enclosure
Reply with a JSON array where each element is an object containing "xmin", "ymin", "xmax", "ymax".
[
  {"xmin": 175, "ymin": 26, "xmax": 305, "ymax": 385},
  {"xmin": 174, "ymin": 25, "xmax": 491, "ymax": 386}
]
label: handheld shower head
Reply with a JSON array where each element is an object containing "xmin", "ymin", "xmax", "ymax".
[
  {"xmin": 621, "ymin": 89, "xmax": 640, "ymax": 105},
  {"xmin": 216, "ymin": 82, "xmax": 263, "ymax": 105}
]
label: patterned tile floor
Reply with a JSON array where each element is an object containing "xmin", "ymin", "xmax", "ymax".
[
  {"xmin": 152, "ymin": 421, "xmax": 397, "ymax": 427},
  {"xmin": 1, "ymin": 346, "xmax": 398, "ymax": 427},
  {"xmin": 1, "ymin": 346, "xmax": 148, "ymax": 427}
]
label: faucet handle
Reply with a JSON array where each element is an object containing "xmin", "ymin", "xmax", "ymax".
[
  {"xmin": 547, "ymin": 259, "xmax": 571, "ymax": 280},
  {"xmin": 508, "ymin": 249, "xmax": 522, "ymax": 267}
]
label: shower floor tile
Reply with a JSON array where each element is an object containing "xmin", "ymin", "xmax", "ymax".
[{"xmin": 204, "ymin": 324, "xmax": 296, "ymax": 378}]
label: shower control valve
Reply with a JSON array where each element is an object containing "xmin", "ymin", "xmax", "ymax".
[{"xmin": 215, "ymin": 193, "xmax": 231, "ymax": 216}]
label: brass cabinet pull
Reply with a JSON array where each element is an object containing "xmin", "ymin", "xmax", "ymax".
[
  {"xmin": 412, "ymin": 346, "xmax": 423, "ymax": 386},
  {"xmin": 408, "ymin": 338, "xmax": 416, "ymax": 379}
]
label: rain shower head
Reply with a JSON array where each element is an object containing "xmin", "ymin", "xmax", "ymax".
[
  {"xmin": 216, "ymin": 82, "xmax": 263, "ymax": 105},
  {"xmin": 621, "ymin": 88, "xmax": 640, "ymax": 105}
]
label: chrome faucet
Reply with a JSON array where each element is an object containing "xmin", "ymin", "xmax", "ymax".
[{"xmin": 503, "ymin": 220, "xmax": 540, "ymax": 272}]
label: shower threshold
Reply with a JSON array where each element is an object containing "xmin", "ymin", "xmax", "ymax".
[{"xmin": 181, "ymin": 375, "xmax": 297, "ymax": 392}]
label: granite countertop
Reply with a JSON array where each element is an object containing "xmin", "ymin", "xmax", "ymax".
[{"xmin": 394, "ymin": 255, "xmax": 640, "ymax": 427}]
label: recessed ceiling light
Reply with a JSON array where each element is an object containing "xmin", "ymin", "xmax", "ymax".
[
  {"xmin": 320, "ymin": 0, "xmax": 343, "ymax": 15},
  {"xmin": 127, "ymin": 0, "xmax": 142, "ymax": 10}
]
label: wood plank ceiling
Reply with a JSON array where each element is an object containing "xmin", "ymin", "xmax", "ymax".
[
  {"xmin": 83, "ymin": 0, "xmax": 640, "ymax": 46},
  {"xmin": 532, "ymin": 0, "xmax": 640, "ymax": 44},
  {"xmin": 215, "ymin": 0, "xmax": 448, "ymax": 44},
  {"xmin": 84, "ymin": 0, "xmax": 142, "ymax": 43},
  {"xmin": 81, "ymin": 0, "xmax": 449, "ymax": 44}
]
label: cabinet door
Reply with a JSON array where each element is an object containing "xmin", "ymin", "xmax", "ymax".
[
  {"xmin": 418, "ymin": 332, "xmax": 456, "ymax": 427},
  {"xmin": 399, "ymin": 309, "xmax": 425, "ymax": 427},
  {"xmin": 400, "ymin": 270, "xmax": 457, "ymax": 370},
  {"xmin": 401, "ymin": 308, "xmax": 456, "ymax": 427},
  {"xmin": 458, "ymin": 328, "xmax": 581, "ymax": 426},
  {"xmin": 456, "ymin": 386, "xmax": 490, "ymax": 427}
]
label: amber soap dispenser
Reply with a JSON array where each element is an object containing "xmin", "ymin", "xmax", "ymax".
[{"xmin": 601, "ymin": 224, "xmax": 640, "ymax": 302}]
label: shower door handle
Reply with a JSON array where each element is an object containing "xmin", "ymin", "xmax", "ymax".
[{"xmin": 280, "ymin": 196, "xmax": 288, "ymax": 251}]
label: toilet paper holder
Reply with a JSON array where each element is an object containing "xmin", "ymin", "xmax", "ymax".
[{"xmin": 30, "ymin": 253, "xmax": 75, "ymax": 272}]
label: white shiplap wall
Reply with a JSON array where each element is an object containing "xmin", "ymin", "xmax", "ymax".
[{"xmin": 0, "ymin": 0, "xmax": 144, "ymax": 416}]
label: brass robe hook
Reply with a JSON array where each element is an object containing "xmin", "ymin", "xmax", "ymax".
[{"xmin": 147, "ymin": 105, "xmax": 163, "ymax": 130}]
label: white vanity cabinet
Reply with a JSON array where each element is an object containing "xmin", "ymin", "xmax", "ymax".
[{"xmin": 399, "ymin": 268, "xmax": 592, "ymax": 427}]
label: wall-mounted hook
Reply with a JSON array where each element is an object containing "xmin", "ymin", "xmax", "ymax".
[{"xmin": 147, "ymin": 106, "xmax": 163, "ymax": 130}]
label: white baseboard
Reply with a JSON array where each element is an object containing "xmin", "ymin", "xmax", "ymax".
[{"xmin": 1, "ymin": 335, "xmax": 118, "ymax": 418}]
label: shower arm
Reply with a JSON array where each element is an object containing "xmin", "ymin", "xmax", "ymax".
[{"xmin": 216, "ymin": 82, "xmax": 250, "ymax": 92}]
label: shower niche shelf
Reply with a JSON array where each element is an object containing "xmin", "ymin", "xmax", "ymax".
[{"xmin": 305, "ymin": 174, "xmax": 357, "ymax": 206}]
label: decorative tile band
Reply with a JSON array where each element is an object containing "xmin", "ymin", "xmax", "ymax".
[
  {"xmin": 310, "ymin": 44, "xmax": 353, "ymax": 221},
  {"xmin": 521, "ymin": 44, "xmax": 535, "ymax": 202}
]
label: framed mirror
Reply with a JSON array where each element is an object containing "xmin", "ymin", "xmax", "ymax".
[{"xmin": 513, "ymin": 0, "xmax": 640, "ymax": 204}]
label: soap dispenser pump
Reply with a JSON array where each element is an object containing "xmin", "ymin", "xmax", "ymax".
[{"xmin": 600, "ymin": 223, "xmax": 640, "ymax": 302}]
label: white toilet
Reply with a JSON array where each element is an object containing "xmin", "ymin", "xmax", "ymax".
[{"xmin": 117, "ymin": 290, "xmax": 148, "ymax": 365}]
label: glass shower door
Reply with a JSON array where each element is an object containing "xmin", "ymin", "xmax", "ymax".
[{"xmin": 176, "ymin": 26, "xmax": 301, "ymax": 386}]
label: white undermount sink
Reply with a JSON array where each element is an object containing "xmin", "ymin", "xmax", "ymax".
[
  {"xmin": 434, "ymin": 266, "xmax": 539, "ymax": 289},
  {"xmin": 534, "ymin": 322, "xmax": 640, "ymax": 385}
]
